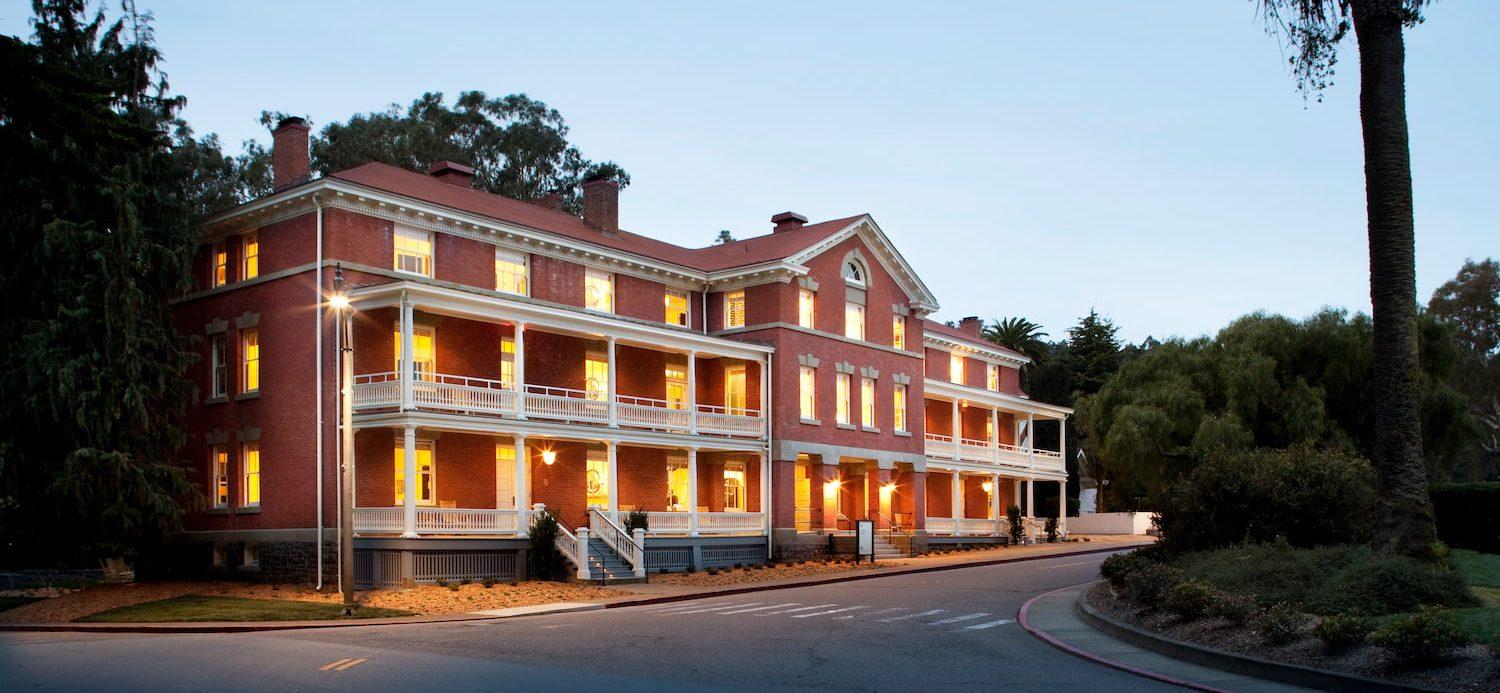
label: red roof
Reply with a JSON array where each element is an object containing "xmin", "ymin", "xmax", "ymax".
[
  {"xmin": 922, "ymin": 319, "xmax": 1029, "ymax": 361},
  {"xmin": 328, "ymin": 163, "xmax": 857, "ymax": 273}
]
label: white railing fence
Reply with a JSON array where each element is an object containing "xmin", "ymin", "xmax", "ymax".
[
  {"xmin": 556, "ymin": 524, "xmax": 590, "ymax": 580},
  {"xmin": 588, "ymin": 508, "xmax": 645, "ymax": 578}
]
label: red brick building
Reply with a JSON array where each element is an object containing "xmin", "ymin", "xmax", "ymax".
[{"xmin": 175, "ymin": 118, "xmax": 1069, "ymax": 585}]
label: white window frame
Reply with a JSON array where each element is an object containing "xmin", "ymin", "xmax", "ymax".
[
  {"xmin": 495, "ymin": 247, "xmax": 529, "ymax": 296},
  {"xmin": 798, "ymin": 289, "xmax": 816, "ymax": 329},
  {"xmin": 835, "ymin": 373, "xmax": 851, "ymax": 425},
  {"xmin": 393, "ymin": 325, "xmax": 437, "ymax": 381},
  {"xmin": 724, "ymin": 290, "xmax": 746, "ymax": 329},
  {"xmin": 395, "ymin": 439, "xmax": 437, "ymax": 507},
  {"xmin": 665, "ymin": 289, "xmax": 689, "ymax": 326},
  {"xmin": 860, "ymin": 377, "xmax": 876, "ymax": 429},
  {"xmin": 799, "ymin": 366, "xmax": 817, "ymax": 421},
  {"xmin": 666, "ymin": 362, "xmax": 688, "ymax": 410},
  {"xmin": 240, "ymin": 329, "xmax": 260, "ymax": 394},
  {"xmin": 949, "ymin": 352, "xmax": 964, "ymax": 384},
  {"xmin": 210, "ymin": 445, "xmax": 229, "ymax": 509},
  {"xmin": 723, "ymin": 463, "xmax": 747, "ymax": 512},
  {"xmin": 210, "ymin": 334, "xmax": 227, "ymax": 398},
  {"xmin": 987, "ymin": 363, "xmax": 1000, "ymax": 391},
  {"xmin": 844, "ymin": 302, "xmax": 865, "ymax": 341},
  {"xmin": 843, "ymin": 259, "xmax": 866, "ymax": 287},
  {"xmin": 241, "ymin": 231, "xmax": 259, "ymax": 280},
  {"xmin": 500, "ymin": 335, "xmax": 516, "ymax": 389},
  {"xmin": 892, "ymin": 315, "xmax": 905, "ymax": 349},
  {"xmin": 893, "ymin": 383, "xmax": 908, "ymax": 432},
  {"xmin": 726, "ymin": 366, "xmax": 748, "ymax": 415},
  {"xmin": 211, "ymin": 242, "xmax": 227, "ymax": 288},
  {"xmin": 241, "ymin": 442, "xmax": 261, "ymax": 507},
  {"xmin": 585, "ymin": 353, "xmax": 609, "ymax": 401},
  {"xmin": 394, "ymin": 227, "xmax": 434, "ymax": 277},
  {"xmin": 584, "ymin": 268, "xmax": 614, "ymax": 313}
]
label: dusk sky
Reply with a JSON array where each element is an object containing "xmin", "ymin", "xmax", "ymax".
[{"xmin": 4, "ymin": 1, "xmax": 1494, "ymax": 343}]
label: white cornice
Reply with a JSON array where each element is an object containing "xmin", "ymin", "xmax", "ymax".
[
  {"xmin": 785, "ymin": 217, "xmax": 940, "ymax": 313},
  {"xmin": 923, "ymin": 333, "xmax": 1030, "ymax": 367},
  {"xmin": 923, "ymin": 379, "xmax": 1073, "ymax": 418}
]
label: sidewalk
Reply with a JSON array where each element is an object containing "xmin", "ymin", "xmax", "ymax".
[{"xmin": 1019, "ymin": 583, "xmax": 1311, "ymax": 693}]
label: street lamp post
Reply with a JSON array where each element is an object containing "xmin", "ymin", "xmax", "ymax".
[{"xmin": 332, "ymin": 266, "xmax": 356, "ymax": 615}]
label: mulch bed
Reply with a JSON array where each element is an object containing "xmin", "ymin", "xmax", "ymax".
[{"xmin": 1087, "ymin": 583, "xmax": 1499, "ymax": 692}]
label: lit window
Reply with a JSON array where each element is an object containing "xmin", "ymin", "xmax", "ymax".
[
  {"xmin": 726, "ymin": 367, "xmax": 747, "ymax": 415},
  {"xmin": 987, "ymin": 363, "xmax": 1000, "ymax": 391},
  {"xmin": 861, "ymin": 377, "xmax": 876, "ymax": 428},
  {"xmin": 585, "ymin": 355, "xmax": 608, "ymax": 401},
  {"xmin": 241, "ymin": 442, "xmax": 260, "ymax": 506},
  {"xmin": 666, "ymin": 363, "xmax": 688, "ymax": 409},
  {"xmin": 210, "ymin": 445, "xmax": 229, "ymax": 508},
  {"xmin": 836, "ymin": 373, "xmax": 851, "ymax": 425},
  {"xmin": 495, "ymin": 445, "xmax": 516, "ymax": 510},
  {"xmin": 394, "ymin": 441, "xmax": 435, "ymax": 506},
  {"xmin": 893, "ymin": 384, "xmax": 908, "ymax": 432},
  {"xmin": 240, "ymin": 329, "xmax": 260, "ymax": 393},
  {"xmin": 843, "ymin": 260, "xmax": 865, "ymax": 286},
  {"xmin": 724, "ymin": 463, "xmax": 747, "ymax": 512},
  {"xmin": 844, "ymin": 303, "xmax": 865, "ymax": 340},
  {"xmin": 892, "ymin": 316, "xmax": 905, "ymax": 349},
  {"xmin": 241, "ymin": 232, "xmax": 259, "ymax": 280},
  {"xmin": 665, "ymin": 289, "xmax": 689, "ymax": 326},
  {"xmin": 210, "ymin": 335, "xmax": 227, "ymax": 398},
  {"xmin": 394, "ymin": 227, "xmax": 433, "ymax": 276},
  {"xmin": 211, "ymin": 242, "xmax": 227, "ymax": 288},
  {"xmin": 584, "ymin": 268, "xmax": 613, "ymax": 312},
  {"xmin": 392, "ymin": 326, "xmax": 436, "ymax": 381},
  {"xmin": 586, "ymin": 449, "xmax": 609, "ymax": 508},
  {"xmin": 667, "ymin": 457, "xmax": 689, "ymax": 511},
  {"xmin": 724, "ymin": 290, "xmax": 746, "ymax": 328},
  {"xmin": 799, "ymin": 366, "xmax": 816, "ymax": 420},
  {"xmin": 950, "ymin": 352, "xmax": 964, "ymax": 384},
  {"xmin": 798, "ymin": 289, "xmax": 816, "ymax": 328},
  {"xmin": 495, "ymin": 248, "xmax": 528, "ymax": 295},
  {"xmin": 500, "ymin": 336, "xmax": 515, "ymax": 388}
]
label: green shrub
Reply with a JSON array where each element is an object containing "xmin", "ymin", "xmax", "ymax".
[
  {"xmin": 1007, "ymin": 505, "xmax": 1023, "ymax": 545},
  {"xmin": 1157, "ymin": 446, "xmax": 1375, "ymax": 552},
  {"xmin": 527, "ymin": 510, "xmax": 564, "ymax": 581},
  {"xmin": 1045, "ymin": 517, "xmax": 1058, "ymax": 543},
  {"xmin": 1254, "ymin": 603, "xmax": 1309, "ymax": 645},
  {"xmin": 1314, "ymin": 614, "xmax": 1375, "ymax": 653},
  {"xmin": 624, "ymin": 509, "xmax": 650, "ymax": 534},
  {"xmin": 1430, "ymin": 482, "xmax": 1500, "ymax": 554},
  {"xmin": 1370, "ymin": 610, "xmax": 1472, "ymax": 664},
  {"xmin": 1100, "ymin": 545, "xmax": 1168, "ymax": 588},
  {"xmin": 1122, "ymin": 562, "xmax": 1182, "ymax": 606},
  {"xmin": 481, "ymin": 578, "xmax": 496, "ymax": 588},
  {"xmin": 1164, "ymin": 580, "xmax": 1216, "ymax": 619},
  {"xmin": 1209, "ymin": 592, "xmax": 1256, "ymax": 624}
]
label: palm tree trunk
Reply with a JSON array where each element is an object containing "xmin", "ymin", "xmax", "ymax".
[{"xmin": 1350, "ymin": 0, "xmax": 1436, "ymax": 559}]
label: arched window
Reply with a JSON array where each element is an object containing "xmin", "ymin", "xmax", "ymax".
[{"xmin": 843, "ymin": 259, "xmax": 866, "ymax": 286}]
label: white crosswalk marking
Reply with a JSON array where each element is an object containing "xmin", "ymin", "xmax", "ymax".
[
  {"xmin": 718, "ymin": 603, "xmax": 799, "ymax": 615},
  {"xmin": 647, "ymin": 602, "xmax": 728, "ymax": 612},
  {"xmin": 761, "ymin": 603, "xmax": 836, "ymax": 615},
  {"xmin": 964, "ymin": 618, "xmax": 1015, "ymax": 630},
  {"xmin": 928, "ymin": 612, "xmax": 990, "ymax": 626},
  {"xmin": 881, "ymin": 609, "xmax": 945, "ymax": 622},
  {"xmin": 792, "ymin": 605, "xmax": 869, "ymax": 619},
  {"xmin": 672, "ymin": 602, "xmax": 762, "ymax": 614}
]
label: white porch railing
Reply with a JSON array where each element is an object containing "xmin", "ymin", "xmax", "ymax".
[
  {"xmin": 923, "ymin": 433, "xmax": 1064, "ymax": 470},
  {"xmin": 958, "ymin": 517, "xmax": 1002, "ymax": 535},
  {"xmin": 556, "ymin": 524, "xmax": 590, "ymax": 580},
  {"xmin": 352, "ymin": 371, "xmax": 765, "ymax": 438},
  {"xmin": 353, "ymin": 507, "xmax": 528, "ymax": 535},
  {"xmin": 696, "ymin": 512, "xmax": 764, "ymax": 533},
  {"xmin": 589, "ymin": 509, "xmax": 646, "ymax": 578},
  {"xmin": 605, "ymin": 511, "xmax": 762, "ymax": 535}
]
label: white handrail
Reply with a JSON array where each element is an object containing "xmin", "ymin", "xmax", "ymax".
[
  {"xmin": 555, "ymin": 524, "xmax": 590, "ymax": 580},
  {"xmin": 588, "ymin": 508, "xmax": 645, "ymax": 577}
]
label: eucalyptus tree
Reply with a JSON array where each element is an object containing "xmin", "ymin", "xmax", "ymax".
[{"xmin": 1254, "ymin": 0, "xmax": 1435, "ymax": 558}]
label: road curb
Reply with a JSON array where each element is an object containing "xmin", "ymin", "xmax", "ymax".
[
  {"xmin": 1018, "ymin": 581, "xmax": 1228, "ymax": 693},
  {"xmin": 603, "ymin": 542, "xmax": 1149, "ymax": 610},
  {"xmin": 1073, "ymin": 588, "xmax": 1445, "ymax": 693}
]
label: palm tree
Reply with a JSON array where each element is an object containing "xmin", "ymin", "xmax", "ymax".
[
  {"xmin": 983, "ymin": 317, "xmax": 1049, "ymax": 364},
  {"xmin": 1256, "ymin": 0, "xmax": 1435, "ymax": 559}
]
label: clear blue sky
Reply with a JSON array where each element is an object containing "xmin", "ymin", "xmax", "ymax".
[{"xmin": 4, "ymin": 1, "xmax": 1494, "ymax": 343}]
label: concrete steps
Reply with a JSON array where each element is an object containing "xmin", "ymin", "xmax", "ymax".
[{"xmin": 584, "ymin": 538, "xmax": 644, "ymax": 583}]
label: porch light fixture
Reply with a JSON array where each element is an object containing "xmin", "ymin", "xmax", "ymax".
[
  {"xmin": 981, "ymin": 480, "xmax": 994, "ymax": 494},
  {"xmin": 541, "ymin": 449, "xmax": 557, "ymax": 465},
  {"xmin": 328, "ymin": 293, "xmax": 350, "ymax": 310},
  {"xmin": 882, "ymin": 482, "xmax": 896, "ymax": 493}
]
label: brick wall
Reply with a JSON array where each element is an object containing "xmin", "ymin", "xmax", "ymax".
[
  {"xmin": 530, "ymin": 254, "xmax": 584, "ymax": 307},
  {"xmin": 615, "ymin": 273, "xmax": 665, "ymax": 323},
  {"xmin": 926, "ymin": 471, "xmax": 953, "ymax": 517},
  {"xmin": 616, "ymin": 345, "xmax": 667, "ymax": 400},
  {"xmin": 528, "ymin": 440, "xmax": 591, "ymax": 529},
  {"xmin": 963, "ymin": 476, "xmax": 991, "ymax": 519},
  {"xmin": 617, "ymin": 446, "xmax": 668, "ymax": 511},
  {"xmin": 524, "ymin": 331, "xmax": 588, "ymax": 390}
]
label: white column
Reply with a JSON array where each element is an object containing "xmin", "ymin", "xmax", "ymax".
[
  {"xmin": 760, "ymin": 450, "xmax": 771, "ymax": 538},
  {"xmin": 606, "ymin": 441, "xmax": 618, "ymax": 514},
  {"xmin": 607, "ymin": 336, "xmax": 618, "ymax": 427},
  {"xmin": 1025, "ymin": 478, "xmax": 1035, "ymax": 519},
  {"xmin": 1058, "ymin": 480, "xmax": 1067, "ymax": 533},
  {"xmin": 1026, "ymin": 413, "xmax": 1035, "ymax": 468},
  {"xmin": 1058, "ymin": 418, "xmax": 1068, "ymax": 533},
  {"xmin": 990, "ymin": 408, "xmax": 1001, "ymax": 464},
  {"xmin": 402, "ymin": 425, "xmax": 418, "ymax": 537},
  {"xmin": 758, "ymin": 355, "xmax": 769, "ymax": 434},
  {"xmin": 399, "ymin": 296, "xmax": 414, "ymax": 411},
  {"xmin": 950, "ymin": 471, "xmax": 963, "ymax": 535},
  {"xmin": 990, "ymin": 473, "xmax": 1002, "ymax": 534},
  {"xmin": 514, "ymin": 436, "xmax": 529, "ymax": 536},
  {"xmin": 950, "ymin": 399, "xmax": 960, "ymax": 460},
  {"xmin": 514, "ymin": 322, "xmax": 527, "ymax": 419},
  {"xmin": 687, "ymin": 447, "xmax": 699, "ymax": 537},
  {"xmin": 687, "ymin": 350, "xmax": 698, "ymax": 434}
]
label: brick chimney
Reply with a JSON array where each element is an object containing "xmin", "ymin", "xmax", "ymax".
[
  {"xmin": 531, "ymin": 190, "xmax": 564, "ymax": 211},
  {"xmin": 427, "ymin": 160, "xmax": 475, "ymax": 188},
  {"xmin": 959, "ymin": 316, "xmax": 983, "ymax": 337},
  {"xmin": 771, "ymin": 211, "xmax": 807, "ymax": 234},
  {"xmin": 582, "ymin": 177, "xmax": 619, "ymax": 234},
  {"xmin": 272, "ymin": 117, "xmax": 311, "ymax": 191}
]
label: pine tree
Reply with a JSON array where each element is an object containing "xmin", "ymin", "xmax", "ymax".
[{"xmin": 1067, "ymin": 310, "xmax": 1123, "ymax": 398}]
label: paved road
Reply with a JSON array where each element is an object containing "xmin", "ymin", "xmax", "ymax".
[{"xmin": 0, "ymin": 551, "xmax": 1181, "ymax": 691}]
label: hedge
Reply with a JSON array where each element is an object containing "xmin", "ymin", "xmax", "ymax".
[{"xmin": 1430, "ymin": 482, "xmax": 1499, "ymax": 554}]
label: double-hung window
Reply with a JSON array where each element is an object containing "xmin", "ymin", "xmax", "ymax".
[
  {"xmin": 210, "ymin": 445, "xmax": 229, "ymax": 508},
  {"xmin": 725, "ymin": 367, "xmax": 747, "ymax": 415},
  {"xmin": 500, "ymin": 336, "xmax": 516, "ymax": 388},
  {"xmin": 949, "ymin": 352, "xmax": 964, "ymax": 384},
  {"xmin": 724, "ymin": 290, "xmax": 746, "ymax": 328},
  {"xmin": 584, "ymin": 268, "xmax": 613, "ymax": 312},
  {"xmin": 798, "ymin": 289, "xmax": 816, "ymax": 328},
  {"xmin": 987, "ymin": 363, "xmax": 1000, "ymax": 391},
  {"xmin": 844, "ymin": 303, "xmax": 865, "ymax": 340},
  {"xmin": 241, "ymin": 232, "xmax": 259, "ymax": 280},
  {"xmin": 666, "ymin": 363, "xmax": 688, "ymax": 410},
  {"xmin": 860, "ymin": 377, "xmax": 876, "ymax": 429},
  {"xmin": 241, "ymin": 442, "xmax": 261, "ymax": 506},
  {"xmin": 893, "ymin": 384, "xmax": 908, "ymax": 432},
  {"xmin": 799, "ymin": 366, "xmax": 817, "ymax": 420},
  {"xmin": 210, "ymin": 335, "xmax": 227, "ymax": 398},
  {"xmin": 394, "ymin": 227, "xmax": 433, "ymax": 276},
  {"xmin": 393, "ymin": 326, "xmax": 436, "ymax": 381},
  {"xmin": 835, "ymin": 373, "xmax": 851, "ymax": 425},
  {"xmin": 664, "ymin": 289, "xmax": 689, "ymax": 326},
  {"xmin": 211, "ymin": 242, "xmax": 228, "ymax": 288},
  {"xmin": 495, "ymin": 248, "xmax": 528, "ymax": 295},
  {"xmin": 240, "ymin": 329, "xmax": 260, "ymax": 394},
  {"xmin": 723, "ymin": 463, "xmax": 747, "ymax": 512},
  {"xmin": 394, "ymin": 441, "xmax": 435, "ymax": 506},
  {"xmin": 892, "ymin": 316, "xmax": 905, "ymax": 349},
  {"xmin": 585, "ymin": 354, "xmax": 608, "ymax": 401}
]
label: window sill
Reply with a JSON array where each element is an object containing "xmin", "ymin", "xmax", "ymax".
[
  {"xmin": 205, "ymin": 395, "xmax": 227, "ymax": 405},
  {"xmin": 800, "ymin": 418, "xmax": 821, "ymax": 426},
  {"xmin": 394, "ymin": 268, "xmax": 432, "ymax": 280},
  {"xmin": 234, "ymin": 506, "xmax": 262, "ymax": 515},
  {"xmin": 861, "ymin": 426, "xmax": 881, "ymax": 434},
  {"xmin": 836, "ymin": 423, "xmax": 856, "ymax": 431},
  {"xmin": 205, "ymin": 508, "xmax": 230, "ymax": 515},
  {"xmin": 234, "ymin": 391, "xmax": 260, "ymax": 402},
  {"xmin": 893, "ymin": 430, "xmax": 912, "ymax": 437}
]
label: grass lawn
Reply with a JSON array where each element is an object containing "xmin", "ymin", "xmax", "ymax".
[
  {"xmin": 0, "ymin": 596, "xmax": 43, "ymax": 612},
  {"xmin": 78, "ymin": 595, "xmax": 411, "ymax": 623},
  {"xmin": 1450, "ymin": 549, "xmax": 1500, "ymax": 647}
]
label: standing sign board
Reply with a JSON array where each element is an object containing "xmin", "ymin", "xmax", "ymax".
[{"xmin": 855, "ymin": 519, "xmax": 875, "ymax": 562}]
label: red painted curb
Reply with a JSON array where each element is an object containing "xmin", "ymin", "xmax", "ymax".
[
  {"xmin": 604, "ymin": 542, "xmax": 1149, "ymax": 610},
  {"xmin": 1017, "ymin": 581, "xmax": 1228, "ymax": 693}
]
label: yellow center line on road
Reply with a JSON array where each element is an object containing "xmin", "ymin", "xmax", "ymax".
[
  {"xmin": 319, "ymin": 659, "xmax": 352, "ymax": 671},
  {"xmin": 334, "ymin": 658, "xmax": 368, "ymax": 672}
]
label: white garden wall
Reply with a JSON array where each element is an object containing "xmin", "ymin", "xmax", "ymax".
[{"xmin": 1067, "ymin": 511, "xmax": 1155, "ymax": 535}]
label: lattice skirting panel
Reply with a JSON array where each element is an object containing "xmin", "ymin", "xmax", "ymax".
[
  {"xmin": 645, "ymin": 546, "xmax": 693, "ymax": 572},
  {"xmin": 356, "ymin": 549, "xmax": 519, "ymax": 587},
  {"xmin": 701, "ymin": 544, "xmax": 767, "ymax": 568},
  {"xmin": 355, "ymin": 550, "xmax": 405, "ymax": 589}
]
